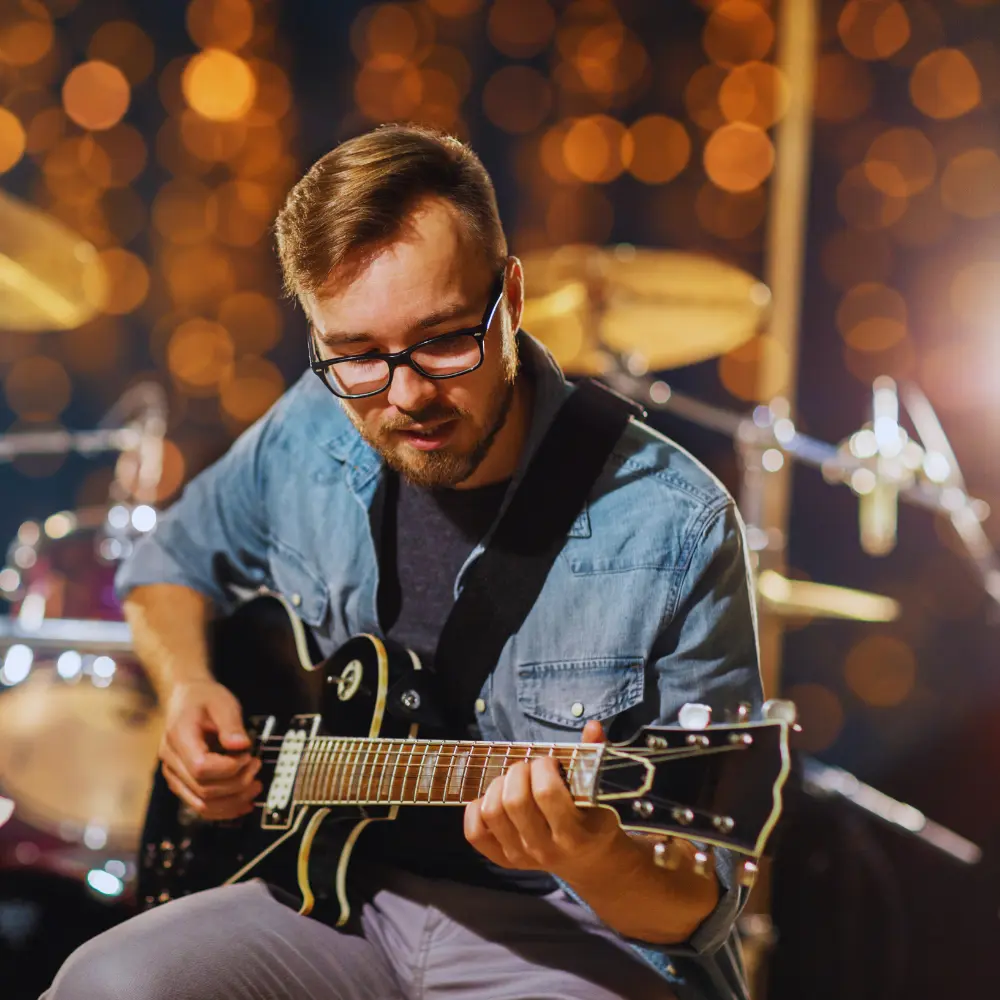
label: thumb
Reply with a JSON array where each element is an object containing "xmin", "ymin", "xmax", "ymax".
[
  {"xmin": 205, "ymin": 689, "xmax": 251, "ymax": 750},
  {"xmin": 582, "ymin": 719, "xmax": 607, "ymax": 744}
]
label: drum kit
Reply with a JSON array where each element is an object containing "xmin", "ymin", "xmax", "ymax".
[{"xmin": 0, "ymin": 195, "xmax": 995, "ymax": 993}]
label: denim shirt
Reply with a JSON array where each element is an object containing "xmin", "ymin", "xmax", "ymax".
[{"xmin": 117, "ymin": 334, "xmax": 763, "ymax": 1000}]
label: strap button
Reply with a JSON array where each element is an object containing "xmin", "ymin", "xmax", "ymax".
[
  {"xmin": 290, "ymin": 593, "xmax": 302, "ymax": 607},
  {"xmin": 474, "ymin": 698, "xmax": 487, "ymax": 714}
]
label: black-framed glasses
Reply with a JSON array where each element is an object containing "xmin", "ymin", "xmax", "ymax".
[{"xmin": 309, "ymin": 271, "xmax": 506, "ymax": 400}]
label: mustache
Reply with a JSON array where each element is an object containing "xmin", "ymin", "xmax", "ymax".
[{"xmin": 380, "ymin": 405, "xmax": 466, "ymax": 433}]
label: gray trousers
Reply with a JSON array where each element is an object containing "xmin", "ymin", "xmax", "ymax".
[{"xmin": 41, "ymin": 868, "xmax": 676, "ymax": 1000}]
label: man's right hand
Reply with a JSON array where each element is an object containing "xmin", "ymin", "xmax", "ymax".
[{"xmin": 159, "ymin": 680, "xmax": 262, "ymax": 820}]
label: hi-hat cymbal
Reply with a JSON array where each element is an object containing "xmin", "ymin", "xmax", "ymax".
[
  {"xmin": 0, "ymin": 190, "xmax": 107, "ymax": 331},
  {"xmin": 756, "ymin": 570, "xmax": 900, "ymax": 622},
  {"xmin": 521, "ymin": 244, "xmax": 770, "ymax": 373}
]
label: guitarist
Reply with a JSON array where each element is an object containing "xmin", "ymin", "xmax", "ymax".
[{"xmin": 43, "ymin": 125, "xmax": 763, "ymax": 1000}]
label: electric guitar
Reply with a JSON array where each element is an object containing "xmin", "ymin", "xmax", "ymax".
[{"xmin": 139, "ymin": 593, "xmax": 792, "ymax": 926}]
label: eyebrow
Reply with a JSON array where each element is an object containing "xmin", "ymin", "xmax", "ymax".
[{"xmin": 315, "ymin": 300, "xmax": 480, "ymax": 350}]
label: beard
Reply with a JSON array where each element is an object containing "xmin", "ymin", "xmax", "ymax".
[{"xmin": 344, "ymin": 378, "xmax": 516, "ymax": 489}]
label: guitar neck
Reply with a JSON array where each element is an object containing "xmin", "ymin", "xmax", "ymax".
[{"xmin": 291, "ymin": 737, "xmax": 604, "ymax": 807}]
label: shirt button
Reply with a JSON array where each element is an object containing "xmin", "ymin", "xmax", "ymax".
[
  {"xmin": 290, "ymin": 593, "xmax": 302, "ymax": 607},
  {"xmin": 571, "ymin": 702, "xmax": 585, "ymax": 718},
  {"xmin": 474, "ymin": 698, "xmax": 487, "ymax": 714}
]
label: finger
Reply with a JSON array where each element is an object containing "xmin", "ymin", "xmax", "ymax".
[
  {"xmin": 479, "ymin": 775, "xmax": 533, "ymax": 866},
  {"xmin": 162, "ymin": 762, "xmax": 206, "ymax": 815},
  {"xmin": 501, "ymin": 761, "xmax": 553, "ymax": 852},
  {"xmin": 463, "ymin": 801, "xmax": 513, "ymax": 868},
  {"xmin": 161, "ymin": 743, "xmax": 260, "ymax": 801},
  {"xmin": 167, "ymin": 722, "xmax": 249, "ymax": 780},
  {"xmin": 204, "ymin": 695, "xmax": 251, "ymax": 751},
  {"xmin": 581, "ymin": 719, "xmax": 607, "ymax": 743},
  {"xmin": 529, "ymin": 756, "xmax": 584, "ymax": 843},
  {"xmin": 163, "ymin": 763, "xmax": 259, "ymax": 820}
]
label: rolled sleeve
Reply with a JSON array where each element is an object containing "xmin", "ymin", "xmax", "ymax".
[
  {"xmin": 650, "ymin": 498, "xmax": 763, "ymax": 958},
  {"xmin": 115, "ymin": 412, "xmax": 275, "ymax": 610}
]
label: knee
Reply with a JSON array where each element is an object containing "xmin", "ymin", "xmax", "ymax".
[{"xmin": 45, "ymin": 931, "xmax": 171, "ymax": 1000}]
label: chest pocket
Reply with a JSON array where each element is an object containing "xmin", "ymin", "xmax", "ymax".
[
  {"xmin": 268, "ymin": 543, "xmax": 330, "ymax": 628},
  {"xmin": 515, "ymin": 657, "xmax": 645, "ymax": 735}
]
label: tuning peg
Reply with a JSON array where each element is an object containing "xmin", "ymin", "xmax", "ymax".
[
  {"xmin": 678, "ymin": 702, "xmax": 712, "ymax": 730},
  {"xmin": 762, "ymin": 699, "xmax": 797, "ymax": 725},
  {"xmin": 726, "ymin": 702, "xmax": 752, "ymax": 724},
  {"xmin": 737, "ymin": 859, "xmax": 759, "ymax": 889}
]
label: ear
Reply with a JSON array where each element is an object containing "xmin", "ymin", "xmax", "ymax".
[{"xmin": 505, "ymin": 256, "xmax": 524, "ymax": 334}]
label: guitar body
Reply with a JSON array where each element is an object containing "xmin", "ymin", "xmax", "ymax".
[{"xmin": 139, "ymin": 594, "xmax": 424, "ymax": 926}]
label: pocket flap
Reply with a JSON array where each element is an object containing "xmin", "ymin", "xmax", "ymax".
[
  {"xmin": 515, "ymin": 657, "xmax": 645, "ymax": 729},
  {"xmin": 268, "ymin": 544, "xmax": 329, "ymax": 627}
]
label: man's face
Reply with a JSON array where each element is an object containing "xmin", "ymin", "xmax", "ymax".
[{"xmin": 307, "ymin": 198, "xmax": 520, "ymax": 489}]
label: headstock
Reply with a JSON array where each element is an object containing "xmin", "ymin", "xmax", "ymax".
[{"xmin": 596, "ymin": 701, "xmax": 793, "ymax": 864}]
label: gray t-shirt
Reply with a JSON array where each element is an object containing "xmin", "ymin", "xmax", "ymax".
[{"xmin": 357, "ymin": 473, "xmax": 556, "ymax": 894}]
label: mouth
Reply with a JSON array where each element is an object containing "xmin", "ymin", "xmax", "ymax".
[{"xmin": 394, "ymin": 419, "xmax": 458, "ymax": 451}]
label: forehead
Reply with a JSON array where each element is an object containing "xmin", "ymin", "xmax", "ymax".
[{"xmin": 307, "ymin": 198, "xmax": 490, "ymax": 332}]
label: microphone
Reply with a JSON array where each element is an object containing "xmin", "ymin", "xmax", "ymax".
[{"xmin": 859, "ymin": 377, "xmax": 901, "ymax": 557}]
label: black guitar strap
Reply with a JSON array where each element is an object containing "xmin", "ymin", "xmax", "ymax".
[{"xmin": 433, "ymin": 378, "xmax": 645, "ymax": 733}]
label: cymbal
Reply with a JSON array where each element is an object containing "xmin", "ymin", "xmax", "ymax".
[
  {"xmin": 756, "ymin": 570, "xmax": 900, "ymax": 622},
  {"xmin": 521, "ymin": 244, "xmax": 770, "ymax": 373},
  {"xmin": 0, "ymin": 669, "xmax": 161, "ymax": 844},
  {"xmin": 0, "ymin": 190, "xmax": 107, "ymax": 331}
]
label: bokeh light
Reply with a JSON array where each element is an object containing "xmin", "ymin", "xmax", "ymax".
[
  {"xmin": 910, "ymin": 49, "xmax": 981, "ymax": 119},
  {"xmin": 354, "ymin": 63, "xmax": 422, "ymax": 121},
  {"xmin": 684, "ymin": 64, "xmax": 727, "ymax": 131},
  {"xmin": 425, "ymin": 0, "xmax": 481, "ymax": 18},
  {"xmin": 62, "ymin": 60, "xmax": 130, "ymax": 131},
  {"xmin": 844, "ymin": 335, "xmax": 916, "ymax": 384},
  {"xmin": 24, "ymin": 106, "xmax": 65, "ymax": 155},
  {"xmin": 702, "ymin": 1, "xmax": 774, "ymax": 68},
  {"xmin": 488, "ymin": 0, "xmax": 555, "ymax": 59},
  {"xmin": 179, "ymin": 111, "xmax": 247, "ymax": 163},
  {"xmin": 0, "ymin": 108, "xmax": 27, "ymax": 172},
  {"xmin": 57, "ymin": 317, "xmax": 124, "ymax": 375},
  {"xmin": 562, "ymin": 114, "xmax": 627, "ymax": 183},
  {"xmin": 3, "ymin": 356, "xmax": 72, "ymax": 420},
  {"xmin": 186, "ymin": 0, "xmax": 255, "ymax": 52},
  {"xmin": 837, "ymin": 164, "xmax": 908, "ymax": 229},
  {"xmin": 888, "ymin": 184, "xmax": 953, "ymax": 247},
  {"xmin": 90, "ymin": 248, "xmax": 149, "ymax": 315},
  {"xmin": 351, "ymin": 3, "xmax": 421, "ymax": 71},
  {"xmin": 212, "ymin": 179, "xmax": 274, "ymax": 247},
  {"xmin": 167, "ymin": 318, "xmax": 235, "ymax": 393},
  {"xmin": 539, "ymin": 120, "xmax": 576, "ymax": 184},
  {"xmin": 718, "ymin": 61, "xmax": 790, "ymax": 129},
  {"xmin": 719, "ymin": 335, "xmax": 790, "ymax": 401},
  {"xmin": 220, "ymin": 358, "xmax": 285, "ymax": 426},
  {"xmin": 623, "ymin": 115, "xmax": 691, "ymax": 184},
  {"xmin": 248, "ymin": 59, "xmax": 293, "ymax": 122},
  {"xmin": 695, "ymin": 183, "xmax": 766, "ymax": 239},
  {"xmin": 784, "ymin": 683, "xmax": 844, "ymax": 753},
  {"xmin": 544, "ymin": 186, "xmax": 614, "ymax": 246},
  {"xmin": 0, "ymin": 1, "xmax": 54, "ymax": 68},
  {"xmin": 837, "ymin": 1, "xmax": 910, "ymax": 61},
  {"xmin": 182, "ymin": 49, "xmax": 257, "ymax": 122},
  {"xmin": 836, "ymin": 282, "xmax": 908, "ymax": 352},
  {"xmin": 703, "ymin": 122, "xmax": 774, "ymax": 193},
  {"xmin": 87, "ymin": 20, "xmax": 155, "ymax": 85},
  {"xmin": 844, "ymin": 635, "xmax": 917, "ymax": 707},
  {"xmin": 152, "ymin": 178, "xmax": 217, "ymax": 244},
  {"xmin": 949, "ymin": 260, "xmax": 1000, "ymax": 326},
  {"xmin": 94, "ymin": 123, "xmax": 147, "ymax": 187},
  {"xmin": 821, "ymin": 229, "xmax": 894, "ymax": 290},
  {"xmin": 863, "ymin": 127, "xmax": 936, "ymax": 197},
  {"xmin": 217, "ymin": 291, "xmax": 282, "ymax": 354},
  {"xmin": 813, "ymin": 52, "xmax": 873, "ymax": 122},
  {"xmin": 162, "ymin": 244, "xmax": 236, "ymax": 307},
  {"xmin": 483, "ymin": 66, "xmax": 552, "ymax": 134},
  {"xmin": 940, "ymin": 148, "xmax": 1000, "ymax": 218}
]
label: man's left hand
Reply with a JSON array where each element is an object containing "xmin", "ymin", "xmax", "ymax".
[{"xmin": 464, "ymin": 720, "xmax": 628, "ymax": 884}]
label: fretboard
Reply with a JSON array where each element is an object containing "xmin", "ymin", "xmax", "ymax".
[{"xmin": 292, "ymin": 738, "xmax": 603, "ymax": 807}]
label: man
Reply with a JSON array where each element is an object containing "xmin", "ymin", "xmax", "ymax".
[{"xmin": 43, "ymin": 125, "xmax": 761, "ymax": 1000}]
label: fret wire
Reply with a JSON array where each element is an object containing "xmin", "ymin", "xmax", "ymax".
[
  {"xmin": 404, "ymin": 739, "xmax": 417, "ymax": 805},
  {"xmin": 444, "ymin": 744, "xmax": 457, "ymax": 804},
  {"xmin": 348, "ymin": 740, "xmax": 364, "ymax": 803},
  {"xmin": 366, "ymin": 738, "xmax": 380, "ymax": 803},
  {"xmin": 322, "ymin": 737, "xmax": 333, "ymax": 802},
  {"xmin": 332, "ymin": 738, "xmax": 346, "ymax": 803},
  {"xmin": 569, "ymin": 744, "xmax": 580, "ymax": 801}
]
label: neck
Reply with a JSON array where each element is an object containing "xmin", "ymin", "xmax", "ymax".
[
  {"xmin": 457, "ymin": 372, "xmax": 533, "ymax": 489},
  {"xmin": 292, "ymin": 736, "xmax": 603, "ymax": 807}
]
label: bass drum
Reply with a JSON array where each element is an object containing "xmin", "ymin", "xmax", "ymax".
[{"xmin": 0, "ymin": 868, "xmax": 132, "ymax": 999}]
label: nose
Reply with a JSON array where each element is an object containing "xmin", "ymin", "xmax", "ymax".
[{"xmin": 385, "ymin": 363, "xmax": 439, "ymax": 415}]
